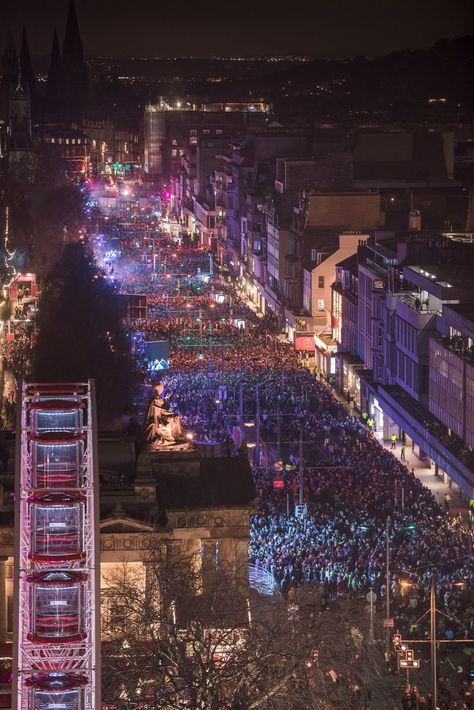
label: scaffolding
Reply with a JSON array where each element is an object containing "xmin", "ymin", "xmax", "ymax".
[{"xmin": 13, "ymin": 382, "xmax": 100, "ymax": 710}]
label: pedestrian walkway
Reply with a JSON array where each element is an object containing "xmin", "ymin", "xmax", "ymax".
[
  {"xmin": 384, "ymin": 438, "xmax": 467, "ymax": 517},
  {"xmin": 317, "ymin": 374, "xmax": 469, "ymax": 520}
]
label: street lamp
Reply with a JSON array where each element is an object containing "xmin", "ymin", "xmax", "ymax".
[{"xmin": 396, "ymin": 573, "xmax": 466, "ymax": 710}]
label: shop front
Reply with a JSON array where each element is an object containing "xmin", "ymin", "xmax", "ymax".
[
  {"xmin": 314, "ymin": 334, "xmax": 337, "ymax": 382},
  {"xmin": 337, "ymin": 354, "xmax": 364, "ymax": 412}
]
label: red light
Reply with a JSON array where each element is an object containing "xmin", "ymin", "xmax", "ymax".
[{"xmin": 273, "ymin": 480, "xmax": 284, "ymax": 489}]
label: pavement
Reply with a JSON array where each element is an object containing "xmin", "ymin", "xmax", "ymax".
[
  {"xmin": 381, "ymin": 438, "xmax": 468, "ymax": 517},
  {"xmin": 320, "ymin": 375, "xmax": 470, "ymax": 520}
]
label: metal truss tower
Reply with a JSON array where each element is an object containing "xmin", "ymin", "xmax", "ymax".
[{"xmin": 13, "ymin": 381, "xmax": 100, "ymax": 710}]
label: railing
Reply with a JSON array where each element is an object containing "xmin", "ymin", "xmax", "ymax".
[
  {"xmin": 248, "ymin": 563, "xmax": 279, "ymax": 596},
  {"xmin": 399, "ymin": 293, "xmax": 441, "ymax": 316}
]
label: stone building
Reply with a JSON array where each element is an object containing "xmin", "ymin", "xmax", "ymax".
[{"xmin": 0, "ymin": 439, "xmax": 256, "ymax": 657}]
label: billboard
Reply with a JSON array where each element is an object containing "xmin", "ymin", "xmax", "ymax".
[
  {"xmin": 295, "ymin": 336, "xmax": 315, "ymax": 351},
  {"xmin": 143, "ymin": 340, "xmax": 170, "ymax": 371}
]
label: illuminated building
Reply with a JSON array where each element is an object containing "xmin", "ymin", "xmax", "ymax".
[
  {"xmin": 332, "ymin": 233, "xmax": 474, "ymax": 497},
  {"xmin": 37, "ymin": 127, "xmax": 89, "ymax": 182}
]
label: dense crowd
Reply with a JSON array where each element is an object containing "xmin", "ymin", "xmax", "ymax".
[{"xmin": 101, "ymin": 219, "xmax": 474, "ymax": 708}]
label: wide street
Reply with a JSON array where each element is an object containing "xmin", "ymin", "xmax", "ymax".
[{"xmin": 88, "ymin": 184, "xmax": 474, "ymax": 708}]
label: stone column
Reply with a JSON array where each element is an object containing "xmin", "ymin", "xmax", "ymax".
[
  {"xmin": 218, "ymin": 538, "xmax": 236, "ymax": 575},
  {"xmin": 235, "ymin": 539, "xmax": 249, "ymax": 584}
]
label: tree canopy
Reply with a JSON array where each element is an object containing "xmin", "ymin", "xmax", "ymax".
[
  {"xmin": 101, "ymin": 544, "xmax": 383, "ymax": 709},
  {"xmin": 32, "ymin": 242, "xmax": 135, "ymax": 426}
]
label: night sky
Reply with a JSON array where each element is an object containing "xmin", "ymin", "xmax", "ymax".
[{"xmin": 2, "ymin": 0, "xmax": 473, "ymax": 59}]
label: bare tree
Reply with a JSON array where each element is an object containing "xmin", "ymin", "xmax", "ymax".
[{"xmin": 101, "ymin": 542, "xmax": 385, "ymax": 709}]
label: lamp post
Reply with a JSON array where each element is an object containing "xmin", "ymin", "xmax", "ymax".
[
  {"xmin": 398, "ymin": 572, "xmax": 447, "ymax": 710},
  {"xmin": 208, "ymin": 320, "xmax": 214, "ymax": 374},
  {"xmin": 385, "ymin": 516, "xmax": 391, "ymax": 655},
  {"xmin": 256, "ymin": 384, "xmax": 260, "ymax": 466},
  {"xmin": 298, "ymin": 423, "xmax": 304, "ymax": 506},
  {"xmin": 239, "ymin": 360, "xmax": 244, "ymax": 442},
  {"xmin": 430, "ymin": 573, "xmax": 437, "ymax": 710}
]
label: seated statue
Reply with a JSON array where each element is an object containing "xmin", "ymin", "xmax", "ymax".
[{"xmin": 144, "ymin": 383, "xmax": 191, "ymax": 450}]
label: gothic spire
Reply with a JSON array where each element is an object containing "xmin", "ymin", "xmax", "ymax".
[
  {"xmin": 61, "ymin": 0, "xmax": 88, "ymax": 123},
  {"xmin": 47, "ymin": 27, "xmax": 62, "ymax": 97},
  {"xmin": 19, "ymin": 25, "xmax": 35, "ymax": 92},
  {"xmin": 62, "ymin": 0, "xmax": 84, "ymax": 64}
]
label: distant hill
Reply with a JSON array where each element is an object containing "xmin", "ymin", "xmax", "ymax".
[{"xmin": 257, "ymin": 36, "xmax": 474, "ymax": 119}]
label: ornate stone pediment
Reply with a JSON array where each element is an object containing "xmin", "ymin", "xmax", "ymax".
[
  {"xmin": 100, "ymin": 504, "xmax": 155, "ymax": 534},
  {"xmin": 100, "ymin": 517, "xmax": 154, "ymax": 534}
]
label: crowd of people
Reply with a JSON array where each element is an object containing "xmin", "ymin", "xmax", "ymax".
[{"xmin": 100, "ymin": 212, "xmax": 474, "ymax": 709}]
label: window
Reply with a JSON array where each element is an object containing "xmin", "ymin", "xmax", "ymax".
[
  {"xmin": 318, "ymin": 276, "xmax": 325, "ymax": 289},
  {"xmin": 190, "ymin": 129, "xmax": 197, "ymax": 136},
  {"xmin": 172, "ymin": 138, "xmax": 178, "ymax": 145},
  {"xmin": 203, "ymin": 129, "xmax": 210, "ymax": 135},
  {"xmin": 216, "ymin": 129, "xmax": 223, "ymax": 135},
  {"xmin": 253, "ymin": 240, "xmax": 261, "ymax": 252},
  {"xmin": 317, "ymin": 299, "xmax": 325, "ymax": 312},
  {"xmin": 376, "ymin": 326, "xmax": 383, "ymax": 347},
  {"xmin": 311, "ymin": 249, "xmax": 317, "ymax": 262},
  {"xmin": 171, "ymin": 149, "xmax": 177, "ymax": 157},
  {"xmin": 342, "ymin": 271, "xmax": 350, "ymax": 289}
]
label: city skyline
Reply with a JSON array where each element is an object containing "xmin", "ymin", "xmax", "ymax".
[{"xmin": 3, "ymin": 0, "xmax": 474, "ymax": 59}]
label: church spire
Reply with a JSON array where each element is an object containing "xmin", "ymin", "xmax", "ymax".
[
  {"xmin": 63, "ymin": 0, "xmax": 84, "ymax": 64},
  {"xmin": 61, "ymin": 0, "xmax": 88, "ymax": 122},
  {"xmin": 19, "ymin": 25, "xmax": 35, "ymax": 93},
  {"xmin": 47, "ymin": 28, "xmax": 62, "ymax": 95}
]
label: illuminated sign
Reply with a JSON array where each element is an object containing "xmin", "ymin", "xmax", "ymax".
[
  {"xmin": 295, "ymin": 336, "xmax": 315, "ymax": 351},
  {"xmin": 143, "ymin": 340, "xmax": 170, "ymax": 371}
]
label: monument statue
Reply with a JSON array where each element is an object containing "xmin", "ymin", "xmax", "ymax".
[{"xmin": 144, "ymin": 383, "xmax": 191, "ymax": 450}]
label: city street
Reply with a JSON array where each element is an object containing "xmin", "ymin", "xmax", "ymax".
[{"xmin": 88, "ymin": 189, "xmax": 474, "ymax": 708}]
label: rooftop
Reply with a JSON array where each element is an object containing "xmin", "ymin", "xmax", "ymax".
[
  {"xmin": 407, "ymin": 265, "xmax": 474, "ymax": 290},
  {"xmin": 149, "ymin": 451, "xmax": 257, "ymax": 510}
]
